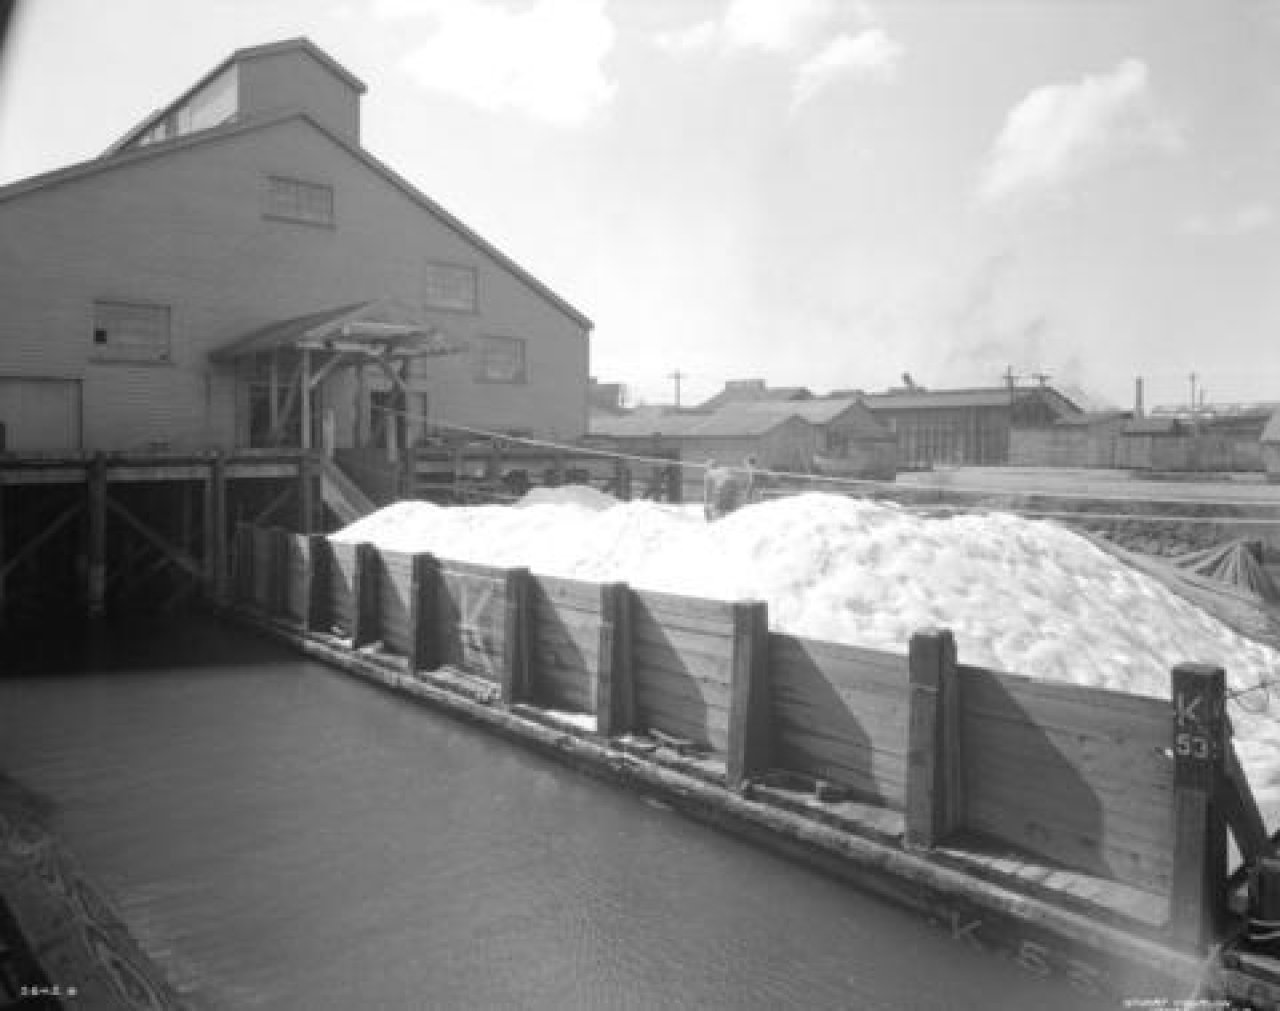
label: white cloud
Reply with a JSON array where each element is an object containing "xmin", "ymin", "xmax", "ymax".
[
  {"xmin": 655, "ymin": 0, "xmax": 868, "ymax": 57},
  {"xmin": 387, "ymin": 0, "xmax": 616, "ymax": 128},
  {"xmin": 722, "ymin": 0, "xmax": 839, "ymax": 53},
  {"xmin": 654, "ymin": 19, "xmax": 717, "ymax": 55},
  {"xmin": 791, "ymin": 28, "xmax": 903, "ymax": 108},
  {"xmin": 979, "ymin": 59, "xmax": 1183, "ymax": 203},
  {"xmin": 1181, "ymin": 202, "xmax": 1275, "ymax": 236}
]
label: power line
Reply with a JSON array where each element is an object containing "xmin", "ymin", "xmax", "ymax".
[{"xmin": 370, "ymin": 403, "xmax": 1280, "ymax": 520}]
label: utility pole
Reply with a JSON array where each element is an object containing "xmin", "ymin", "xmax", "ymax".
[
  {"xmin": 669, "ymin": 369, "xmax": 684, "ymax": 409},
  {"xmin": 1031, "ymin": 371, "xmax": 1051, "ymax": 387},
  {"xmin": 1188, "ymin": 372, "xmax": 1199, "ymax": 433},
  {"xmin": 1003, "ymin": 365, "xmax": 1020, "ymax": 406}
]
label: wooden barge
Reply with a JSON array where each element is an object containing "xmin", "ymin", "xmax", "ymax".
[{"xmin": 227, "ymin": 520, "xmax": 1280, "ymax": 1008}]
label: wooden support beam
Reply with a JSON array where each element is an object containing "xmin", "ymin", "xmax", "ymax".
[
  {"xmin": 0, "ymin": 479, "xmax": 6, "ymax": 632},
  {"xmin": 351, "ymin": 542, "xmax": 377, "ymax": 649},
  {"xmin": 595, "ymin": 581, "xmax": 634, "ymax": 737},
  {"xmin": 372, "ymin": 353, "xmax": 413, "ymax": 399},
  {"xmin": 308, "ymin": 352, "xmax": 348, "ymax": 390},
  {"xmin": 726, "ymin": 600, "xmax": 771, "ymax": 790},
  {"xmin": 301, "ymin": 348, "xmax": 313, "ymax": 452},
  {"xmin": 105, "ymin": 497, "xmax": 204, "ymax": 582},
  {"xmin": 1224, "ymin": 739, "xmax": 1271, "ymax": 867},
  {"xmin": 354, "ymin": 364, "xmax": 367, "ymax": 449},
  {"xmin": 407, "ymin": 553, "xmax": 437, "ymax": 672},
  {"xmin": 253, "ymin": 485, "xmax": 294, "ymax": 527},
  {"xmin": 203, "ymin": 464, "xmax": 216, "ymax": 600},
  {"xmin": 87, "ymin": 452, "xmax": 107, "ymax": 618},
  {"xmin": 665, "ymin": 461, "xmax": 682, "ymax": 503},
  {"xmin": 1169, "ymin": 663, "xmax": 1228, "ymax": 953},
  {"xmin": 303, "ymin": 534, "xmax": 329, "ymax": 634},
  {"xmin": 500, "ymin": 567, "xmax": 531, "ymax": 705},
  {"xmin": 269, "ymin": 351, "xmax": 280, "ymax": 435},
  {"xmin": 298, "ymin": 453, "xmax": 315, "ymax": 535},
  {"xmin": 0, "ymin": 506, "xmax": 82, "ymax": 578},
  {"xmin": 271, "ymin": 527, "xmax": 291, "ymax": 617},
  {"xmin": 233, "ymin": 522, "xmax": 251, "ymax": 602},
  {"xmin": 905, "ymin": 628, "xmax": 963, "ymax": 850},
  {"xmin": 210, "ymin": 455, "xmax": 229, "ymax": 604},
  {"xmin": 267, "ymin": 360, "xmax": 305, "ymax": 447}
]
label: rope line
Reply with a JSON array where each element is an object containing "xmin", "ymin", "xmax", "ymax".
[{"xmin": 368, "ymin": 405, "xmax": 1280, "ymax": 523}]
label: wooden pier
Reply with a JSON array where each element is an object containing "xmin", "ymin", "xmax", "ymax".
[{"xmin": 0, "ymin": 450, "xmax": 315, "ymax": 626}]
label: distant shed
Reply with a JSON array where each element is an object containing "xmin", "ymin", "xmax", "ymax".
[
  {"xmin": 735, "ymin": 397, "xmax": 897, "ymax": 479},
  {"xmin": 1263, "ymin": 410, "xmax": 1280, "ymax": 482},
  {"xmin": 589, "ymin": 406, "xmax": 814, "ymax": 474},
  {"xmin": 1009, "ymin": 411, "xmax": 1131, "ymax": 468}
]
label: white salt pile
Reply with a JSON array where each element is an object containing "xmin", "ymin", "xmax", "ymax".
[{"xmin": 335, "ymin": 488, "xmax": 1280, "ymax": 825}]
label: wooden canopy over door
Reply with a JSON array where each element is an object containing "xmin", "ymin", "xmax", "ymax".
[{"xmin": 210, "ymin": 299, "xmax": 467, "ymax": 454}]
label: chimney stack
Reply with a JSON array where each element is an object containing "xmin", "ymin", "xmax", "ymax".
[{"xmin": 1135, "ymin": 376, "xmax": 1144, "ymax": 418}]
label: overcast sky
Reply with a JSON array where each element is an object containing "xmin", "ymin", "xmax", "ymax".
[{"xmin": 2, "ymin": 0, "xmax": 1277, "ymax": 409}]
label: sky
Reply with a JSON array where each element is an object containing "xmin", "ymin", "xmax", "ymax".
[{"xmin": 1, "ymin": 0, "xmax": 1278, "ymax": 410}]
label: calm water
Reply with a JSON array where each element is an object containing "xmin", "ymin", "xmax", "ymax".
[{"xmin": 0, "ymin": 616, "xmax": 1103, "ymax": 1010}]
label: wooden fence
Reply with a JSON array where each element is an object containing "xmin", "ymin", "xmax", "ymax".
[{"xmin": 231, "ymin": 523, "xmax": 1270, "ymax": 955}]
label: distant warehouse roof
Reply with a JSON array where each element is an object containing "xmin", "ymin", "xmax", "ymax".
[
  {"xmin": 590, "ymin": 405, "xmax": 806, "ymax": 440},
  {"xmin": 733, "ymin": 397, "xmax": 894, "ymax": 436},
  {"xmin": 861, "ymin": 386, "xmax": 1081, "ymax": 414}
]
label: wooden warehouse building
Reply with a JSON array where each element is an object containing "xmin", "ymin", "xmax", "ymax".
[
  {"xmin": 0, "ymin": 38, "xmax": 591, "ymax": 622},
  {"xmin": 0, "ymin": 37, "xmax": 591, "ymax": 455},
  {"xmin": 859, "ymin": 385, "xmax": 1082, "ymax": 468}
]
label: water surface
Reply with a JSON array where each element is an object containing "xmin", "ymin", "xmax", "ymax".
[{"xmin": 0, "ymin": 616, "xmax": 1101, "ymax": 1010}]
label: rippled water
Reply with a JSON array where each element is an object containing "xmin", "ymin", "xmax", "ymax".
[{"xmin": 0, "ymin": 616, "xmax": 1098, "ymax": 1010}]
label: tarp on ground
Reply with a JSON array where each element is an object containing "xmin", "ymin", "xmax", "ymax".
[
  {"xmin": 1082, "ymin": 533, "xmax": 1280, "ymax": 655},
  {"xmin": 1171, "ymin": 539, "xmax": 1279, "ymax": 603}
]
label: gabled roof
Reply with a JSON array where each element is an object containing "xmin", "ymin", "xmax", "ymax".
[
  {"xmin": 733, "ymin": 396, "xmax": 892, "ymax": 435},
  {"xmin": 862, "ymin": 385, "xmax": 1080, "ymax": 414},
  {"xmin": 208, "ymin": 299, "xmax": 467, "ymax": 361},
  {"xmin": 0, "ymin": 110, "xmax": 592, "ymax": 331},
  {"xmin": 699, "ymin": 384, "xmax": 813, "ymax": 410},
  {"xmin": 104, "ymin": 38, "xmax": 367, "ymax": 157},
  {"xmin": 1262, "ymin": 409, "xmax": 1280, "ymax": 444},
  {"xmin": 590, "ymin": 405, "xmax": 806, "ymax": 440}
]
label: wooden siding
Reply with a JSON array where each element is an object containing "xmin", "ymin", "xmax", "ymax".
[
  {"xmin": 436, "ymin": 559, "xmax": 510, "ymax": 682},
  {"xmin": 373, "ymin": 549, "xmax": 416, "ymax": 657},
  {"xmin": 769, "ymin": 634, "xmax": 911, "ymax": 808},
  {"xmin": 630, "ymin": 588, "xmax": 736, "ymax": 753},
  {"xmin": 0, "ymin": 115, "xmax": 588, "ymax": 451},
  {"xmin": 238, "ymin": 48, "xmax": 360, "ymax": 143},
  {"xmin": 325, "ymin": 540, "xmax": 361, "ymax": 637},
  {"xmin": 529, "ymin": 574, "xmax": 601, "ymax": 714},
  {"xmin": 957, "ymin": 664, "xmax": 1175, "ymax": 893}
]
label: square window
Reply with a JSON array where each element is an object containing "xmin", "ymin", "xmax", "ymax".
[
  {"xmin": 424, "ymin": 261, "xmax": 477, "ymax": 312},
  {"xmin": 473, "ymin": 336, "xmax": 526, "ymax": 384},
  {"xmin": 91, "ymin": 301, "xmax": 171, "ymax": 362},
  {"xmin": 265, "ymin": 176, "xmax": 335, "ymax": 227}
]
